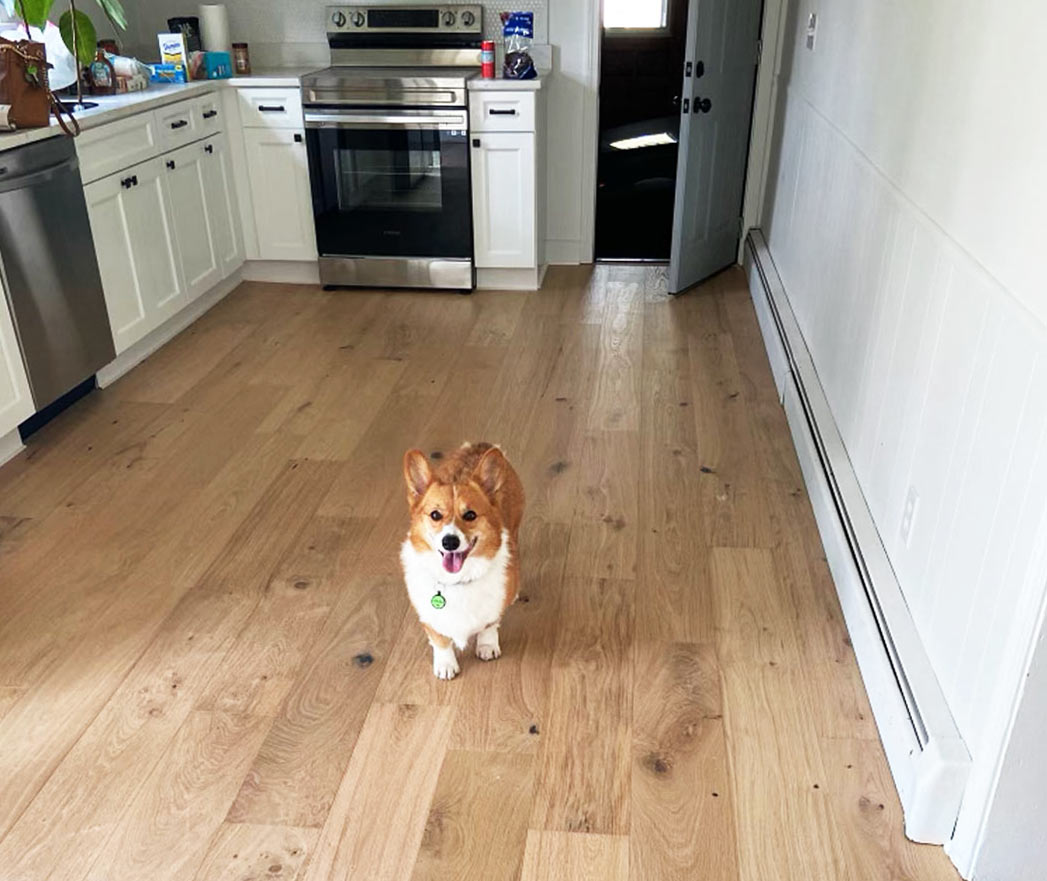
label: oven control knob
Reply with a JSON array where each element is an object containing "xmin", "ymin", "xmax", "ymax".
[
  {"xmin": 461, "ymin": 10, "xmax": 476, "ymax": 27},
  {"xmin": 351, "ymin": 10, "xmax": 366, "ymax": 27},
  {"xmin": 442, "ymin": 10, "xmax": 457, "ymax": 27},
  {"xmin": 331, "ymin": 9, "xmax": 346, "ymax": 27}
]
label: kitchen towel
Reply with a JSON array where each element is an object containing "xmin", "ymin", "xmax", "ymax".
[{"xmin": 198, "ymin": 4, "xmax": 231, "ymax": 56}]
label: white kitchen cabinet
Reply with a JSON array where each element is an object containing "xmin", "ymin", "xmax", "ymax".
[
  {"xmin": 242, "ymin": 127, "xmax": 316, "ymax": 261},
  {"xmin": 165, "ymin": 142, "xmax": 221, "ymax": 302},
  {"xmin": 469, "ymin": 84, "xmax": 545, "ymax": 290},
  {"xmin": 0, "ymin": 294, "xmax": 34, "ymax": 438},
  {"xmin": 471, "ymin": 131, "xmax": 536, "ymax": 269},
  {"xmin": 199, "ymin": 135, "xmax": 244, "ymax": 277},
  {"xmin": 84, "ymin": 158, "xmax": 186, "ymax": 354}
]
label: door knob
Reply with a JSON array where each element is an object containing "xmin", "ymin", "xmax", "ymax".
[{"xmin": 695, "ymin": 97, "xmax": 712, "ymax": 113}]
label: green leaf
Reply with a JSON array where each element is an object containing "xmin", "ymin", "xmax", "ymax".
[
  {"xmin": 94, "ymin": 0, "xmax": 127, "ymax": 32},
  {"xmin": 14, "ymin": 0, "xmax": 55, "ymax": 29},
  {"xmin": 58, "ymin": 8, "xmax": 97, "ymax": 65}
]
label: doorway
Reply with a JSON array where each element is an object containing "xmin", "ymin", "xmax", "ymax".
[
  {"xmin": 593, "ymin": 0, "xmax": 765, "ymax": 292},
  {"xmin": 594, "ymin": 0, "xmax": 689, "ymax": 261}
]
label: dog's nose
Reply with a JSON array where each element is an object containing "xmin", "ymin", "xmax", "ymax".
[{"xmin": 442, "ymin": 534, "xmax": 461, "ymax": 551}]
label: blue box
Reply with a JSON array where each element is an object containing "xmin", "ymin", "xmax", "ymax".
[{"xmin": 203, "ymin": 51, "xmax": 232, "ymax": 79}]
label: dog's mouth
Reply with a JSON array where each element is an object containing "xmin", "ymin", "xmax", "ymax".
[{"xmin": 440, "ymin": 538, "xmax": 476, "ymax": 574}]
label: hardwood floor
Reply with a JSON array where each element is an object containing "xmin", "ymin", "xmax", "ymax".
[{"xmin": 0, "ymin": 266, "xmax": 959, "ymax": 881}]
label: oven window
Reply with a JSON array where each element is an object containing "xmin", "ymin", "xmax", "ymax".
[{"xmin": 307, "ymin": 126, "xmax": 472, "ymax": 259}]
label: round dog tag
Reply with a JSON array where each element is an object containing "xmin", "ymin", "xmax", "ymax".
[{"xmin": 431, "ymin": 591, "xmax": 446, "ymax": 610}]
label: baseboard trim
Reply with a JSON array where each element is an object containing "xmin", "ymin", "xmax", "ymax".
[
  {"xmin": 97, "ymin": 270, "xmax": 243, "ymax": 389},
  {"xmin": 241, "ymin": 259, "xmax": 320, "ymax": 285},
  {"xmin": 0, "ymin": 426, "xmax": 23, "ymax": 467},
  {"xmin": 744, "ymin": 229, "xmax": 970, "ymax": 845},
  {"xmin": 476, "ymin": 265, "xmax": 547, "ymax": 291}
]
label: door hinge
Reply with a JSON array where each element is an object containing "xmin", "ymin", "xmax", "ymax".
[
  {"xmin": 756, "ymin": 39, "xmax": 763, "ymax": 64},
  {"xmin": 737, "ymin": 216, "xmax": 745, "ymax": 238}
]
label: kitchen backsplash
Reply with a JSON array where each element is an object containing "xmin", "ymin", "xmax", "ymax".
[{"xmin": 127, "ymin": 0, "xmax": 547, "ymax": 67}]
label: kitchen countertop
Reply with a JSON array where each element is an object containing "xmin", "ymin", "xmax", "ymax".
[
  {"xmin": 467, "ymin": 74, "xmax": 544, "ymax": 91},
  {"xmin": 0, "ymin": 69, "xmax": 319, "ymax": 153}
]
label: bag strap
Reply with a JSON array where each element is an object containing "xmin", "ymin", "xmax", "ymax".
[{"xmin": 49, "ymin": 93, "xmax": 81, "ymax": 137}]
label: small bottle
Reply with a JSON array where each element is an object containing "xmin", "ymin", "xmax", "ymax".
[
  {"xmin": 232, "ymin": 42, "xmax": 251, "ymax": 76},
  {"xmin": 481, "ymin": 39, "xmax": 495, "ymax": 79}
]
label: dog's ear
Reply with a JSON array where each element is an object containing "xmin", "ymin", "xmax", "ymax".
[
  {"xmin": 403, "ymin": 449, "xmax": 432, "ymax": 503},
  {"xmin": 473, "ymin": 446, "xmax": 506, "ymax": 497}
]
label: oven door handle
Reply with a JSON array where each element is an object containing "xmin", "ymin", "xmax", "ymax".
[{"xmin": 304, "ymin": 111, "xmax": 468, "ymax": 130}]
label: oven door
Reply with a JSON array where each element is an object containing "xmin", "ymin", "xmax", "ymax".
[{"xmin": 304, "ymin": 108, "xmax": 471, "ymax": 261}]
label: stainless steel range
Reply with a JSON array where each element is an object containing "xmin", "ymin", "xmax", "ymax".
[{"xmin": 301, "ymin": 5, "xmax": 483, "ymax": 291}]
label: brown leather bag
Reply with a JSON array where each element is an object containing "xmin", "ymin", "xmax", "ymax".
[{"xmin": 0, "ymin": 37, "xmax": 79, "ymax": 136}]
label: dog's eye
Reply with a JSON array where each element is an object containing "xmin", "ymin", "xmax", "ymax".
[
  {"xmin": 430, "ymin": 510, "xmax": 443, "ymax": 521},
  {"xmin": 463, "ymin": 510, "xmax": 477, "ymax": 521}
]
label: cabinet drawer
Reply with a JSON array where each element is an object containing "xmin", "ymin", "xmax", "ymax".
[
  {"xmin": 469, "ymin": 91, "xmax": 535, "ymax": 133},
  {"xmin": 76, "ymin": 112, "xmax": 160, "ymax": 184},
  {"xmin": 156, "ymin": 100, "xmax": 200, "ymax": 150},
  {"xmin": 237, "ymin": 88, "xmax": 304, "ymax": 129},
  {"xmin": 195, "ymin": 93, "xmax": 223, "ymax": 136}
]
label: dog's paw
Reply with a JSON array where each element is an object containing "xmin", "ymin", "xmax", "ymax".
[
  {"xmin": 476, "ymin": 642, "xmax": 501, "ymax": 661},
  {"xmin": 433, "ymin": 655, "xmax": 460, "ymax": 680}
]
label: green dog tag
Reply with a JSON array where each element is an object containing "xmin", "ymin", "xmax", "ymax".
[{"xmin": 431, "ymin": 591, "xmax": 446, "ymax": 610}]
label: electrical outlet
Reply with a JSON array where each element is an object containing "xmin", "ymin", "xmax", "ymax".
[
  {"xmin": 901, "ymin": 486, "xmax": 919, "ymax": 548},
  {"xmin": 806, "ymin": 12, "xmax": 818, "ymax": 50}
]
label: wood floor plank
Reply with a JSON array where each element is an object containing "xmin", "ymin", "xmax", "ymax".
[
  {"xmin": 631, "ymin": 641, "xmax": 738, "ymax": 881},
  {"xmin": 0, "ymin": 585, "xmax": 261, "ymax": 881},
  {"xmin": 302, "ymin": 702, "xmax": 453, "ymax": 881},
  {"xmin": 711, "ymin": 546, "xmax": 803, "ymax": 668},
  {"xmin": 227, "ymin": 510, "xmax": 407, "ymax": 827},
  {"xmin": 195, "ymin": 517, "xmax": 374, "ymax": 716},
  {"xmin": 409, "ymin": 750, "xmax": 534, "ymax": 881},
  {"xmin": 192, "ymin": 823, "xmax": 319, "ymax": 881},
  {"xmin": 80, "ymin": 711, "xmax": 271, "ymax": 881},
  {"xmin": 530, "ymin": 576, "xmax": 632, "ymax": 835},
  {"xmin": 0, "ymin": 271, "xmax": 962, "ymax": 881},
  {"xmin": 520, "ymin": 830, "xmax": 629, "ymax": 881}
]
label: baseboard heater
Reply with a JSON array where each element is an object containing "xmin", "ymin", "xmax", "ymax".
[{"xmin": 744, "ymin": 230, "xmax": 970, "ymax": 844}]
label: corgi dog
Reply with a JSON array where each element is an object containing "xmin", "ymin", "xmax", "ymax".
[{"xmin": 401, "ymin": 443, "xmax": 525, "ymax": 680}]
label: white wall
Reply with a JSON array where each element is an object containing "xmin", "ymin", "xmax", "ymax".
[
  {"xmin": 761, "ymin": 1, "xmax": 1047, "ymax": 877},
  {"xmin": 123, "ymin": 0, "xmax": 597, "ymax": 265}
]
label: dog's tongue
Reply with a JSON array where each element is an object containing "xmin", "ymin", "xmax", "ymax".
[{"xmin": 443, "ymin": 551, "xmax": 466, "ymax": 574}]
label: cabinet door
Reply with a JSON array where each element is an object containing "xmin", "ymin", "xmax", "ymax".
[
  {"xmin": 200, "ymin": 135, "xmax": 244, "ymax": 277},
  {"xmin": 84, "ymin": 158, "xmax": 186, "ymax": 354},
  {"xmin": 242, "ymin": 127, "xmax": 317, "ymax": 261},
  {"xmin": 0, "ymin": 294, "xmax": 34, "ymax": 436},
  {"xmin": 471, "ymin": 132, "xmax": 536, "ymax": 268},
  {"xmin": 165, "ymin": 142, "xmax": 222, "ymax": 301}
]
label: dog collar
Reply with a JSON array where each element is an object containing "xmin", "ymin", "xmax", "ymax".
[{"xmin": 431, "ymin": 590, "xmax": 446, "ymax": 609}]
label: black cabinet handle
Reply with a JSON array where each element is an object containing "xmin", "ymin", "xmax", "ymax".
[
  {"xmin": 293, "ymin": 132, "xmax": 303, "ymax": 143},
  {"xmin": 257, "ymin": 105, "xmax": 285, "ymax": 113},
  {"xmin": 202, "ymin": 109, "xmax": 218, "ymax": 119},
  {"xmin": 472, "ymin": 138, "xmax": 480, "ymax": 147},
  {"xmin": 166, "ymin": 160, "xmax": 176, "ymax": 170},
  {"xmin": 204, "ymin": 143, "xmax": 214, "ymax": 154},
  {"xmin": 488, "ymin": 108, "xmax": 517, "ymax": 115},
  {"xmin": 121, "ymin": 175, "xmax": 133, "ymax": 188},
  {"xmin": 682, "ymin": 97, "xmax": 690, "ymax": 114},
  {"xmin": 169, "ymin": 119, "xmax": 188, "ymax": 129}
]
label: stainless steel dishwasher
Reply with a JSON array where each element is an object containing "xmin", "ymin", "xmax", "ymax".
[{"xmin": 0, "ymin": 136, "xmax": 114, "ymax": 411}]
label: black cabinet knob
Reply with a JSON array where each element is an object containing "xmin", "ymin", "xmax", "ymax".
[
  {"xmin": 695, "ymin": 97, "xmax": 712, "ymax": 113},
  {"xmin": 166, "ymin": 160, "xmax": 176, "ymax": 170},
  {"xmin": 204, "ymin": 144, "xmax": 214, "ymax": 154},
  {"xmin": 294, "ymin": 132, "xmax": 303, "ymax": 143}
]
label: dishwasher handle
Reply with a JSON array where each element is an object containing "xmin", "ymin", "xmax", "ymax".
[{"xmin": 0, "ymin": 156, "xmax": 79, "ymax": 194}]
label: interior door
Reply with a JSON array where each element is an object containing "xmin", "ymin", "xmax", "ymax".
[{"xmin": 668, "ymin": 0, "xmax": 763, "ymax": 293}]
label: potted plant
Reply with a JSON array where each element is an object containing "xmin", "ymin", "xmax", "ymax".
[{"xmin": 6, "ymin": 0, "xmax": 126, "ymax": 109}]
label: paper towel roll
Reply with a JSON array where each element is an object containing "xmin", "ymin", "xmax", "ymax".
[{"xmin": 198, "ymin": 4, "xmax": 231, "ymax": 55}]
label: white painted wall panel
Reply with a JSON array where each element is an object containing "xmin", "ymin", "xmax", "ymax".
[{"xmin": 762, "ymin": 2, "xmax": 1047, "ymax": 875}]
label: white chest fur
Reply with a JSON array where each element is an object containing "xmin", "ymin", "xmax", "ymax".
[{"xmin": 401, "ymin": 530, "xmax": 512, "ymax": 650}]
